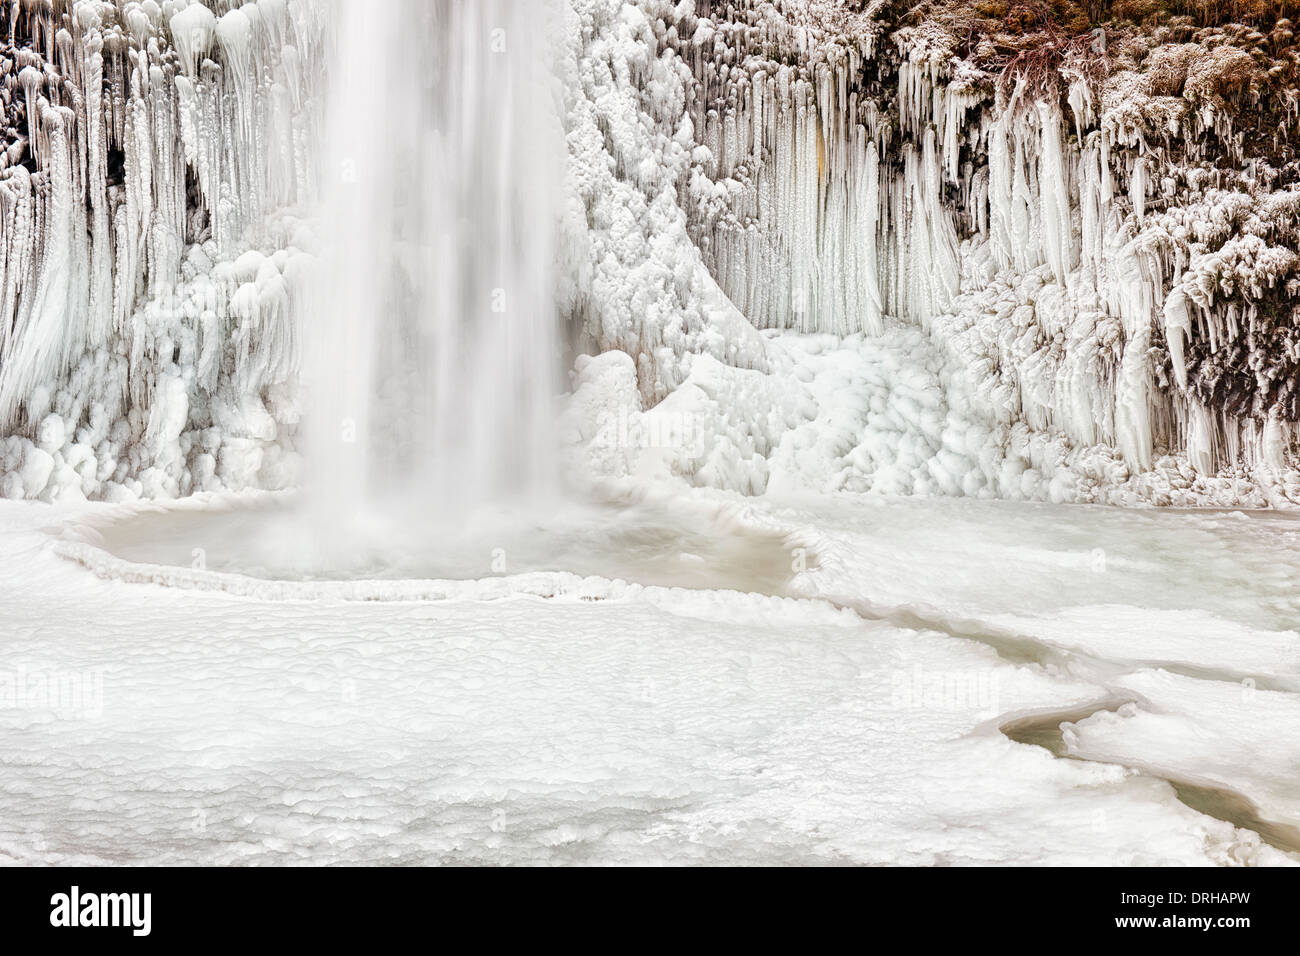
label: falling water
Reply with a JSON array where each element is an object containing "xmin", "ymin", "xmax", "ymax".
[{"xmin": 305, "ymin": 0, "xmax": 564, "ymax": 544}]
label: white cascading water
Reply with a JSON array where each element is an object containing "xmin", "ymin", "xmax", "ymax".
[
  {"xmin": 304, "ymin": 0, "xmax": 563, "ymax": 551},
  {"xmin": 102, "ymin": 0, "xmax": 769, "ymax": 586}
]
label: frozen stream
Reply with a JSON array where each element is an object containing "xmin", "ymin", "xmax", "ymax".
[{"xmin": 1, "ymin": 490, "xmax": 1297, "ymax": 865}]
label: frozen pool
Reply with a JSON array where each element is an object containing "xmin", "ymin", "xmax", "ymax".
[{"xmin": 58, "ymin": 492, "xmax": 804, "ymax": 596}]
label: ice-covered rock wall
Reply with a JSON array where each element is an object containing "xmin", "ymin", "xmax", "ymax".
[
  {"xmin": 557, "ymin": 0, "xmax": 772, "ymax": 410},
  {"xmin": 4, "ymin": 0, "xmax": 1300, "ymax": 507},
  {"xmin": 566, "ymin": 0, "xmax": 1300, "ymax": 506},
  {"xmin": 0, "ymin": 0, "xmax": 323, "ymax": 501}
]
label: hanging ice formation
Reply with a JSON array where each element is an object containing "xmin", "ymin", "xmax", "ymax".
[
  {"xmin": 681, "ymin": 0, "xmax": 961, "ymax": 335},
  {"xmin": 0, "ymin": 0, "xmax": 323, "ymax": 500}
]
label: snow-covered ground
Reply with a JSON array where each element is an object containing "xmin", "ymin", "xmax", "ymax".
[{"xmin": 2, "ymin": 490, "xmax": 1296, "ymax": 865}]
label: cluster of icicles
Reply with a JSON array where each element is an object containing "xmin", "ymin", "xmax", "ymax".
[
  {"xmin": 0, "ymin": 0, "xmax": 324, "ymax": 499},
  {"xmin": 668, "ymin": 2, "xmax": 1297, "ymax": 477}
]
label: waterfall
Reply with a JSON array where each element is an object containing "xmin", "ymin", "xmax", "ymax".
[{"xmin": 306, "ymin": 0, "xmax": 564, "ymax": 534}]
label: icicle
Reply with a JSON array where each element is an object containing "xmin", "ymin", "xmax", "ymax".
[
  {"xmin": 1130, "ymin": 156, "xmax": 1147, "ymax": 225},
  {"xmin": 1162, "ymin": 289, "xmax": 1192, "ymax": 389},
  {"xmin": 1186, "ymin": 405, "xmax": 1215, "ymax": 475},
  {"xmin": 168, "ymin": 4, "xmax": 217, "ymax": 79},
  {"xmin": 1112, "ymin": 248, "xmax": 1156, "ymax": 470},
  {"xmin": 857, "ymin": 139, "xmax": 883, "ymax": 336},
  {"xmin": 1037, "ymin": 102, "xmax": 1074, "ymax": 285}
]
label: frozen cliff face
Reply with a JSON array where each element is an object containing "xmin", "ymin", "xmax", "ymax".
[
  {"xmin": 565, "ymin": 0, "xmax": 1300, "ymax": 506},
  {"xmin": 557, "ymin": 0, "xmax": 772, "ymax": 411},
  {"xmin": 0, "ymin": 0, "xmax": 324, "ymax": 501},
  {"xmin": 2, "ymin": 0, "xmax": 1300, "ymax": 507}
]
